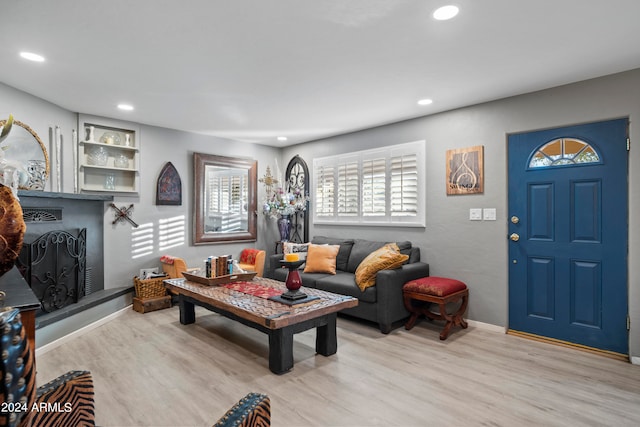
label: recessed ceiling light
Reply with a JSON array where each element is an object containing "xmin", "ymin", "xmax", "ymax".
[
  {"xmin": 117, "ymin": 104, "xmax": 134, "ymax": 111},
  {"xmin": 433, "ymin": 5, "xmax": 459, "ymax": 21},
  {"xmin": 19, "ymin": 51, "xmax": 45, "ymax": 62},
  {"xmin": 277, "ymin": 136, "xmax": 288, "ymax": 142},
  {"xmin": 418, "ymin": 98, "xmax": 433, "ymax": 106}
]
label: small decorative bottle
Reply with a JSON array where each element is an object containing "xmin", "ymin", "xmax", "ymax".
[{"xmin": 124, "ymin": 134, "xmax": 131, "ymax": 147}]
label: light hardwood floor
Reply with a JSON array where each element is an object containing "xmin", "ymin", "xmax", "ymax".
[{"xmin": 36, "ymin": 306, "xmax": 640, "ymax": 427}]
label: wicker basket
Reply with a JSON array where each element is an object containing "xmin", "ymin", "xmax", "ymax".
[{"xmin": 134, "ymin": 275, "xmax": 168, "ymax": 299}]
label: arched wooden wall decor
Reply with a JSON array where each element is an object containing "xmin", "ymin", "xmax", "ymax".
[
  {"xmin": 285, "ymin": 155, "xmax": 309, "ymax": 243},
  {"xmin": 156, "ymin": 162, "xmax": 182, "ymax": 205}
]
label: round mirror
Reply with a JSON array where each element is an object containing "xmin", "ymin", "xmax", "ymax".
[{"xmin": 0, "ymin": 119, "xmax": 50, "ymax": 190}]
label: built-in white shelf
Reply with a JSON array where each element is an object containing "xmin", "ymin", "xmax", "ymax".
[{"xmin": 77, "ymin": 115, "xmax": 140, "ymax": 195}]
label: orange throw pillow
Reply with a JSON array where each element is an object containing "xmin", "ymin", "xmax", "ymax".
[
  {"xmin": 355, "ymin": 243, "xmax": 409, "ymax": 291},
  {"xmin": 303, "ymin": 244, "xmax": 340, "ymax": 274}
]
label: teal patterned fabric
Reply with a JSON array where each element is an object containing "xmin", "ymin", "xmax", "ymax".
[
  {"xmin": 0, "ymin": 308, "xmax": 35, "ymax": 427},
  {"xmin": 213, "ymin": 392, "xmax": 270, "ymax": 427}
]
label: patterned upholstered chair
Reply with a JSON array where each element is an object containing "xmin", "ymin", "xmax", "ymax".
[
  {"xmin": 213, "ymin": 392, "xmax": 270, "ymax": 427},
  {"xmin": 0, "ymin": 307, "xmax": 95, "ymax": 427},
  {"xmin": 238, "ymin": 249, "xmax": 266, "ymax": 277}
]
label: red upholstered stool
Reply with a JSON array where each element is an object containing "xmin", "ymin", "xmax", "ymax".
[{"xmin": 403, "ymin": 276, "xmax": 469, "ymax": 340}]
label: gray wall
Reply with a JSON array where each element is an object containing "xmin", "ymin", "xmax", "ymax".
[
  {"xmin": 103, "ymin": 124, "xmax": 281, "ymax": 289},
  {"xmin": 0, "ymin": 82, "xmax": 281, "ymax": 294},
  {"xmin": 2, "ymin": 67, "xmax": 639, "ymax": 359},
  {"xmin": 282, "ymin": 68, "xmax": 640, "ymax": 359}
]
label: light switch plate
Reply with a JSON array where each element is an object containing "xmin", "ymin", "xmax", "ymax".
[
  {"xmin": 470, "ymin": 208, "xmax": 482, "ymax": 221},
  {"xmin": 483, "ymin": 208, "xmax": 497, "ymax": 221}
]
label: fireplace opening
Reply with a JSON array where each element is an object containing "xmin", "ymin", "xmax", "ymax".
[{"xmin": 17, "ymin": 228, "xmax": 87, "ymax": 315}]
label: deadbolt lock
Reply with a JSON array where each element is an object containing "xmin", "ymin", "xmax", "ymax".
[{"xmin": 511, "ymin": 216, "xmax": 520, "ymax": 224}]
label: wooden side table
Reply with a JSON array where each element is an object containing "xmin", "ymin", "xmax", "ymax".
[{"xmin": 0, "ymin": 266, "xmax": 41, "ymax": 357}]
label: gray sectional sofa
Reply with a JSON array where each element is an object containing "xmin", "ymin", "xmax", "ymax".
[{"xmin": 266, "ymin": 236, "xmax": 430, "ymax": 333}]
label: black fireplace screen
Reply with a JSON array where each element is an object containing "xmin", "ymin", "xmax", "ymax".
[{"xmin": 18, "ymin": 229, "xmax": 86, "ymax": 313}]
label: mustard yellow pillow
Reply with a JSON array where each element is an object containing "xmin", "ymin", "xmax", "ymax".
[
  {"xmin": 355, "ymin": 243, "xmax": 409, "ymax": 291},
  {"xmin": 303, "ymin": 244, "xmax": 340, "ymax": 274}
]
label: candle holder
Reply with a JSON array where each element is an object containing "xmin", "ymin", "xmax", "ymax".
[{"xmin": 279, "ymin": 259, "xmax": 306, "ymax": 300}]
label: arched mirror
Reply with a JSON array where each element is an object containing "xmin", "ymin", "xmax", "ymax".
[
  {"xmin": 193, "ymin": 152, "xmax": 257, "ymax": 244},
  {"xmin": 0, "ymin": 118, "xmax": 50, "ymax": 190}
]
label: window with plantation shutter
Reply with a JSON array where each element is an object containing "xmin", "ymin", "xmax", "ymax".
[
  {"xmin": 315, "ymin": 165, "xmax": 334, "ymax": 217},
  {"xmin": 230, "ymin": 175, "xmax": 243, "ymax": 212},
  {"xmin": 208, "ymin": 174, "xmax": 220, "ymax": 213},
  {"xmin": 338, "ymin": 161, "xmax": 359, "ymax": 216},
  {"xmin": 362, "ymin": 158, "xmax": 386, "ymax": 216},
  {"xmin": 390, "ymin": 153, "xmax": 418, "ymax": 216},
  {"xmin": 220, "ymin": 176, "xmax": 231, "ymax": 213},
  {"xmin": 312, "ymin": 140, "xmax": 425, "ymax": 227},
  {"xmin": 206, "ymin": 170, "xmax": 248, "ymax": 232}
]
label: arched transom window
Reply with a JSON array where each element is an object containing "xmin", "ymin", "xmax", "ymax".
[{"xmin": 529, "ymin": 138, "xmax": 600, "ymax": 168}]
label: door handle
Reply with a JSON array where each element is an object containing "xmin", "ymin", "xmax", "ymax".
[{"xmin": 509, "ymin": 233, "xmax": 520, "ymax": 242}]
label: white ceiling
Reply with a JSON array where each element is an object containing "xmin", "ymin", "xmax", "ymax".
[{"xmin": 2, "ymin": 0, "xmax": 640, "ymax": 147}]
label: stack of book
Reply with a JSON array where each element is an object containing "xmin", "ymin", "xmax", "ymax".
[{"xmin": 205, "ymin": 255, "xmax": 233, "ymax": 278}]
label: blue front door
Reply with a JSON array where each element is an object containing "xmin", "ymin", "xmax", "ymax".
[{"xmin": 508, "ymin": 118, "xmax": 628, "ymax": 355}]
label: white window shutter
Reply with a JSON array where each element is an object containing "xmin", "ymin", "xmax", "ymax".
[
  {"xmin": 313, "ymin": 140, "xmax": 425, "ymax": 227},
  {"xmin": 391, "ymin": 154, "xmax": 418, "ymax": 216},
  {"xmin": 315, "ymin": 164, "xmax": 335, "ymax": 217},
  {"xmin": 362, "ymin": 158, "xmax": 386, "ymax": 216},
  {"xmin": 338, "ymin": 161, "xmax": 359, "ymax": 216}
]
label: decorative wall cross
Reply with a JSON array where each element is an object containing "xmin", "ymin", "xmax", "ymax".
[
  {"xmin": 259, "ymin": 165, "xmax": 279, "ymax": 198},
  {"xmin": 109, "ymin": 203, "xmax": 139, "ymax": 228}
]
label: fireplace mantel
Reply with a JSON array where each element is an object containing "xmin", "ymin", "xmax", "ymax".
[{"xmin": 17, "ymin": 190, "xmax": 114, "ymax": 202}]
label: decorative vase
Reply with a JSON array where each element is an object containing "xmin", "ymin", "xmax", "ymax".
[
  {"xmin": 26, "ymin": 159, "xmax": 47, "ymax": 190},
  {"xmin": 114, "ymin": 154, "xmax": 129, "ymax": 168},
  {"xmin": 87, "ymin": 146, "xmax": 108, "ymax": 166},
  {"xmin": 0, "ymin": 184, "xmax": 26, "ymax": 276},
  {"xmin": 104, "ymin": 173, "xmax": 116, "ymax": 190},
  {"xmin": 277, "ymin": 215, "xmax": 291, "ymax": 242},
  {"xmin": 100, "ymin": 131, "xmax": 121, "ymax": 145},
  {"xmin": 86, "ymin": 126, "xmax": 95, "ymax": 142}
]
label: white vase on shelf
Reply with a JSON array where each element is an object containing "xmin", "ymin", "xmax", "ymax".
[{"xmin": 86, "ymin": 126, "xmax": 95, "ymax": 142}]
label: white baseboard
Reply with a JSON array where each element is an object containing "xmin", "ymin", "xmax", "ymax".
[
  {"xmin": 466, "ymin": 319, "xmax": 507, "ymax": 334},
  {"xmin": 35, "ymin": 305, "xmax": 131, "ymax": 358},
  {"xmin": 631, "ymin": 356, "xmax": 640, "ymax": 365}
]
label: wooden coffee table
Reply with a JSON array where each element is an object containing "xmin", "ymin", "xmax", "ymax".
[{"xmin": 164, "ymin": 276, "xmax": 358, "ymax": 374}]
